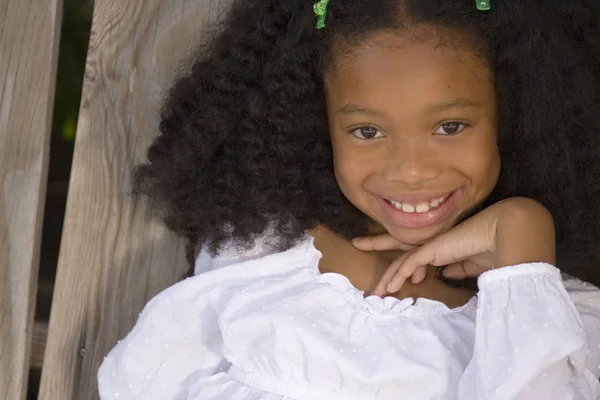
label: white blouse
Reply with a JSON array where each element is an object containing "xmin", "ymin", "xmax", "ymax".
[{"xmin": 98, "ymin": 235, "xmax": 600, "ymax": 399}]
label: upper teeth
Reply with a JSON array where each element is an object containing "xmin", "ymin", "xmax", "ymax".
[{"xmin": 388, "ymin": 194, "xmax": 450, "ymax": 213}]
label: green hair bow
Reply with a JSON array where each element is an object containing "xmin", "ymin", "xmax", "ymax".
[
  {"xmin": 313, "ymin": 1, "xmax": 487, "ymax": 31},
  {"xmin": 314, "ymin": 0, "xmax": 329, "ymax": 29},
  {"xmin": 476, "ymin": 0, "xmax": 491, "ymax": 11}
]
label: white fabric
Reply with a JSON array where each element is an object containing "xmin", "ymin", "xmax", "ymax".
[{"xmin": 98, "ymin": 235, "xmax": 600, "ymax": 399}]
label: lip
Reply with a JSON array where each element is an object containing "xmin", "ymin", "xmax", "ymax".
[{"xmin": 376, "ymin": 190, "xmax": 460, "ymax": 229}]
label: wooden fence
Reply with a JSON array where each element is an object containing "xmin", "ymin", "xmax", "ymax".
[{"xmin": 0, "ymin": 1, "xmax": 231, "ymax": 398}]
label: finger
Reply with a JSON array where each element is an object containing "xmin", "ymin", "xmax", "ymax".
[
  {"xmin": 441, "ymin": 262, "xmax": 468, "ymax": 280},
  {"xmin": 410, "ymin": 265, "xmax": 428, "ymax": 284},
  {"xmin": 372, "ymin": 253, "xmax": 409, "ymax": 296},
  {"xmin": 387, "ymin": 250, "xmax": 433, "ymax": 293},
  {"xmin": 443, "ymin": 260, "xmax": 487, "ymax": 280},
  {"xmin": 352, "ymin": 234, "xmax": 417, "ymax": 252}
]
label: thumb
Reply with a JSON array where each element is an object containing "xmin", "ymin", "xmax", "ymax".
[
  {"xmin": 352, "ymin": 234, "xmax": 417, "ymax": 252},
  {"xmin": 442, "ymin": 260, "xmax": 486, "ymax": 280},
  {"xmin": 440, "ymin": 262, "xmax": 468, "ymax": 280}
]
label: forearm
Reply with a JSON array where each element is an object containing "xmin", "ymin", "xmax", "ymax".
[{"xmin": 495, "ymin": 197, "xmax": 556, "ymax": 268}]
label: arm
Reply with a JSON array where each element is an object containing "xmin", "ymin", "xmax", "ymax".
[
  {"xmin": 459, "ymin": 263, "xmax": 599, "ymax": 400},
  {"xmin": 97, "ymin": 275, "xmax": 229, "ymax": 399}
]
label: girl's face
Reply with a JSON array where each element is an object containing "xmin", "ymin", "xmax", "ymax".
[{"xmin": 325, "ymin": 31, "xmax": 500, "ymax": 245}]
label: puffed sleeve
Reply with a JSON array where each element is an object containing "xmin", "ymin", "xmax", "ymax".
[
  {"xmin": 458, "ymin": 263, "xmax": 600, "ymax": 400},
  {"xmin": 98, "ymin": 273, "xmax": 230, "ymax": 400}
]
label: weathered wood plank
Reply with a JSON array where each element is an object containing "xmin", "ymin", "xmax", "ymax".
[
  {"xmin": 38, "ymin": 1, "xmax": 231, "ymax": 398},
  {"xmin": 0, "ymin": 0, "xmax": 63, "ymax": 399}
]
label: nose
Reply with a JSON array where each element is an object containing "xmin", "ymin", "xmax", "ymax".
[{"xmin": 380, "ymin": 138, "xmax": 443, "ymax": 184}]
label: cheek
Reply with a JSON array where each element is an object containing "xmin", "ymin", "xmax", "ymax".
[
  {"xmin": 331, "ymin": 139, "xmax": 378, "ymax": 198},
  {"xmin": 483, "ymin": 129, "xmax": 501, "ymax": 179},
  {"xmin": 465, "ymin": 135, "xmax": 501, "ymax": 192}
]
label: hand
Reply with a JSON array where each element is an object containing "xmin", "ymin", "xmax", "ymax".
[
  {"xmin": 352, "ymin": 233, "xmax": 418, "ymax": 253},
  {"xmin": 353, "ymin": 197, "xmax": 556, "ymax": 297}
]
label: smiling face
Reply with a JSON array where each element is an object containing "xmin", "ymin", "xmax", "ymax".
[{"xmin": 325, "ymin": 30, "xmax": 500, "ymax": 245}]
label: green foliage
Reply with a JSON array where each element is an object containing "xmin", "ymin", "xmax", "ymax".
[{"xmin": 51, "ymin": 0, "xmax": 93, "ymax": 143}]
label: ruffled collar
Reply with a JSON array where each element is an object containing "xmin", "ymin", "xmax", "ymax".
[{"xmin": 295, "ymin": 235, "xmax": 478, "ymax": 318}]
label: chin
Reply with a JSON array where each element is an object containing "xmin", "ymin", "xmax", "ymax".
[{"xmin": 384, "ymin": 222, "xmax": 451, "ymax": 246}]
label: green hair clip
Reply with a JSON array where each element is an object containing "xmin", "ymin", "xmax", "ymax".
[
  {"xmin": 476, "ymin": 0, "xmax": 491, "ymax": 11},
  {"xmin": 314, "ymin": 0, "xmax": 330, "ymax": 30}
]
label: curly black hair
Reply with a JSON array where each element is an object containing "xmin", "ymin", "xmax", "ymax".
[{"xmin": 134, "ymin": 0, "xmax": 600, "ymax": 285}]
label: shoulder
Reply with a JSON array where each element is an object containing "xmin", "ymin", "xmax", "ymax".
[
  {"xmin": 194, "ymin": 232, "xmax": 316, "ymax": 275},
  {"xmin": 194, "ymin": 237, "xmax": 274, "ymax": 275},
  {"xmin": 194, "ymin": 223, "xmax": 280, "ymax": 275}
]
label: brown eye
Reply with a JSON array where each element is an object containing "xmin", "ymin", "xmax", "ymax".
[
  {"xmin": 435, "ymin": 122, "xmax": 467, "ymax": 135},
  {"xmin": 351, "ymin": 126, "xmax": 383, "ymax": 140}
]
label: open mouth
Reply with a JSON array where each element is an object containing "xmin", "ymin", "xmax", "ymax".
[
  {"xmin": 376, "ymin": 190, "xmax": 459, "ymax": 229},
  {"xmin": 384, "ymin": 193, "xmax": 452, "ymax": 214}
]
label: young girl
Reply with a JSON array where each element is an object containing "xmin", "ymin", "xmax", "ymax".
[{"xmin": 98, "ymin": 0, "xmax": 600, "ymax": 398}]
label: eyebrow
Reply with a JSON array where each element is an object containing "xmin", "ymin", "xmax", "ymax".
[
  {"xmin": 430, "ymin": 98, "xmax": 484, "ymax": 112},
  {"xmin": 338, "ymin": 104, "xmax": 386, "ymax": 118},
  {"xmin": 337, "ymin": 98, "xmax": 484, "ymax": 117}
]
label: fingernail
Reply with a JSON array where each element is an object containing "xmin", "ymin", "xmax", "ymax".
[
  {"xmin": 436, "ymin": 266, "xmax": 448, "ymax": 279},
  {"xmin": 352, "ymin": 237, "xmax": 362, "ymax": 243},
  {"xmin": 437, "ymin": 266, "xmax": 461, "ymax": 288},
  {"xmin": 386, "ymin": 282, "xmax": 395, "ymax": 293},
  {"xmin": 437, "ymin": 265, "xmax": 460, "ymax": 280}
]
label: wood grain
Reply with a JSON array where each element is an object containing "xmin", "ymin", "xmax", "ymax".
[
  {"xmin": 0, "ymin": 1, "xmax": 62, "ymax": 399},
  {"xmin": 38, "ymin": 1, "xmax": 232, "ymax": 398}
]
